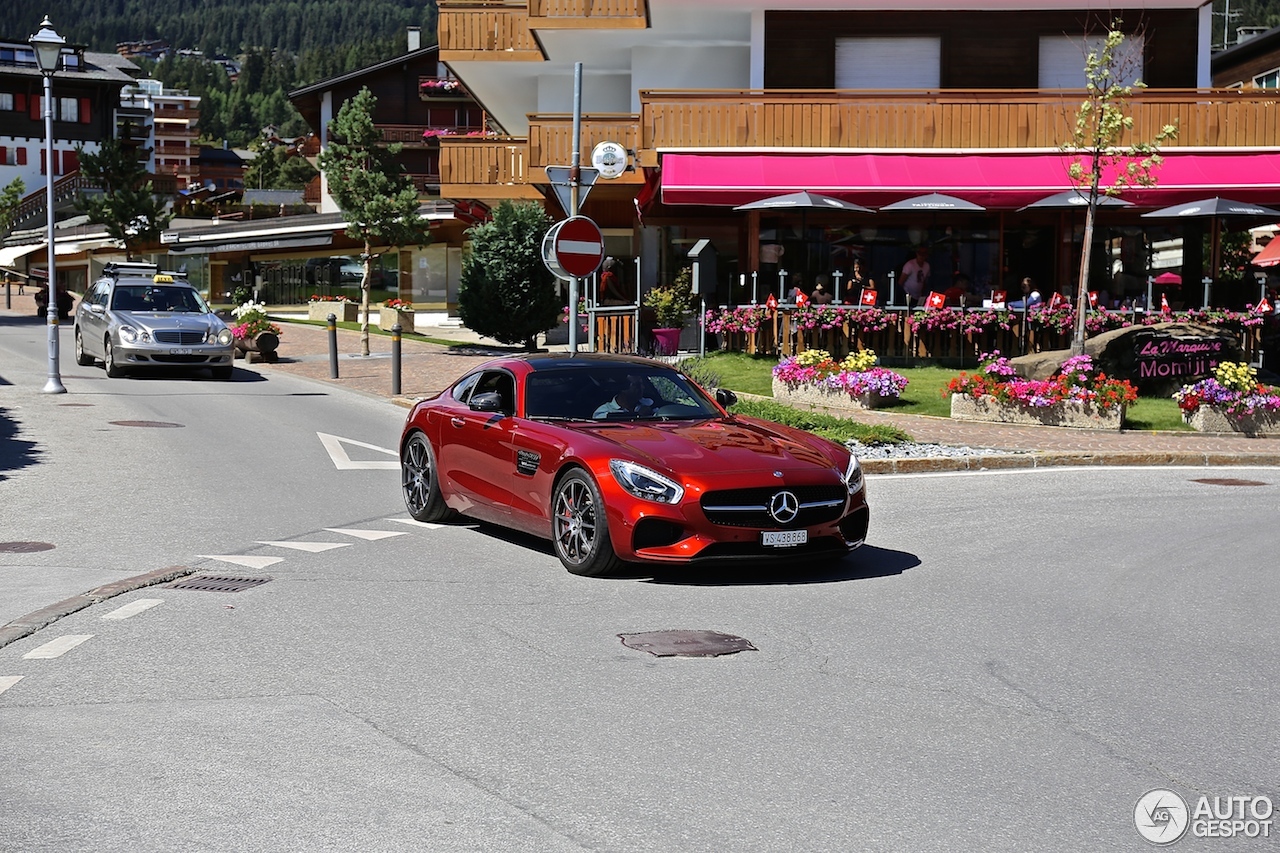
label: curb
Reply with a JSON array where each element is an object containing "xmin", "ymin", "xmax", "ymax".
[
  {"xmin": 859, "ymin": 450, "xmax": 1280, "ymax": 475},
  {"xmin": 0, "ymin": 565, "xmax": 197, "ymax": 651}
]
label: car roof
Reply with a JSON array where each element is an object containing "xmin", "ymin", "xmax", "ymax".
[{"xmin": 482, "ymin": 353, "xmax": 676, "ymax": 375}]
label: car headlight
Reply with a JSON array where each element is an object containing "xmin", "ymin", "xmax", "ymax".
[
  {"xmin": 609, "ymin": 459, "xmax": 684, "ymax": 504},
  {"xmin": 118, "ymin": 325, "xmax": 150, "ymax": 344},
  {"xmin": 845, "ymin": 454, "xmax": 864, "ymax": 495},
  {"xmin": 212, "ymin": 328, "xmax": 234, "ymax": 346}
]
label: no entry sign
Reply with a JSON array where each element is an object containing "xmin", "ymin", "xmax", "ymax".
[{"xmin": 543, "ymin": 215, "xmax": 604, "ymax": 279}]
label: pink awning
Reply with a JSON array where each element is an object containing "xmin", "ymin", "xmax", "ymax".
[{"xmin": 660, "ymin": 151, "xmax": 1280, "ymax": 210}]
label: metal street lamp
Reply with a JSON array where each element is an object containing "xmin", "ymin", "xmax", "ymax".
[{"xmin": 30, "ymin": 16, "xmax": 66, "ymax": 394}]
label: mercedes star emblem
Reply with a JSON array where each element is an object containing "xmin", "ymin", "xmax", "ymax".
[{"xmin": 769, "ymin": 490, "xmax": 799, "ymax": 524}]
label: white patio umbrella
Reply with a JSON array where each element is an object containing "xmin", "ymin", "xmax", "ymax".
[{"xmin": 1142, "ymin": 197, "xmax": 1280, "ymax": 283}]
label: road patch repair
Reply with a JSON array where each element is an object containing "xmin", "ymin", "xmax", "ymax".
[{"xmin": 619, "ymin": 630, "xmax": 757, "ymax": 657}]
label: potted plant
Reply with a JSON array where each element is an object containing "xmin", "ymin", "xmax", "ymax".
[
  {"xmin": 230, "ymin": 300, "xmax": 283, "ymax": 363},
  {"xmin": 644, "ymin": 268, "xmax": 694, "ymax": 354},
  {"xmin": 772, "ymin": 348, "xmax": 909, "ymax": 410},
  {"xmin": 948, "ymin": 351, "xmax": 1136, "ymax": 430},
  {"xmin": 1174, "ymin": 361, "xmax": 1280, "ymax": 435},
  {"xmin": 378, "ymin": 298, "xmax": 414, "ymax": 334}
]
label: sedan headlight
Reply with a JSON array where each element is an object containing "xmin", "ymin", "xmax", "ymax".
[
  {"xmin": 609, "ymin": 459, "xmax": 684, "ymax": 504},
  {"xmin": 845, "ymin": 455, "xmax": 865, "ymax": 495},
  {"xmin": 212, "ymin": 327, "xmax": 234, "ymax": 346},
  {"xmin": 118, "ymin": 325, "xmax": 150, "ymax": 344}
]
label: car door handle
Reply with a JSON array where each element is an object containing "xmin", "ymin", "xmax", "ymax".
[{"xmin": 450, "ymin": 417, "xmax": 465, "ymax": 428}]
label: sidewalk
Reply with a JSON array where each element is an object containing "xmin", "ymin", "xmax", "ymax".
[{"xmin": 7, "ymin": 290, "xmax": 1280, "ymax": 472}]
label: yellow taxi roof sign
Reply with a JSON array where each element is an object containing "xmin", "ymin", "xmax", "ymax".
[{"xmin": 153, "ymin": 274, "xmax": 175, "ymax": 283}]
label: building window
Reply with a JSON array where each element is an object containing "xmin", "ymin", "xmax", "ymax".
[
  {"xmin": 835, "ymin": 37, "xmax": 941, "ymax": 89},
  {"xmin": 59, "ymin": 97, "xmax": 78, "ymax": 122},
  {"xmin": 1039, "ymin": 35, "xmax": 1144, "ymax": 88},
  {"xmin": 1254, "ymin": 68, "xmax": 1280, "ymax": 88},
  {"xmin": 0, "ymin": 92, "xmax": 12, "ymax": 111}
]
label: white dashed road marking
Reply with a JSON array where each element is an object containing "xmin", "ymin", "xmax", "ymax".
[
  {"xmin": 324, "ymin": 528, "xmax": 407, "ymax": 541},
  {"xmin": 101, "ymin": 599, "xmax": 164, "ymax": 620},
  {"xmin": 0, "ymin": 676, "xmax": 24, "ymax": 695},
  {"xmin": 257, "ymin": 540, "xmax": 353, "ymax": 553},
  {"xmin": 23, "ymin": 635, "xmax": 94, "ymax": 660},
  {"xmin": 317, "ymin": 432, "xmax": 400, "ymax": 470},
  {"xmin": 199, "ymin": 555, "xmax": 285, "ymax": 569},
  {"xmin": 389, "ymin": 517, "xmax": 444, "ymax": 530}
]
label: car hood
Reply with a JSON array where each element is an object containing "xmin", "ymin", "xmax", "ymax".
[
  {"xmin": 573, "ymin": 417, "xmax": 840, "ymax": 474},
  {"xmin": 116, "ymin": 311, "xmax": 224, "ymax": 329}
]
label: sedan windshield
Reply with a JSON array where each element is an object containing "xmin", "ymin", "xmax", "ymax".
[
  {"xmin": 111, "ymin": 285, "xmax": 209, "ymax": 313},
  {"xmin": 525, "ymin": 366, "xmax": 722, "ymax": 421}
]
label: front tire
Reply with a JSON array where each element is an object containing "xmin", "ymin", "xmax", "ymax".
[
  {"xmin": 401, "ymin": 432, "xmax": 453, "ymax": 522},
  {"xmin": 103, "ymin": 337, "xmax": 125, "ymax": 378},
  {"xmin": 552, "ymin": 468, "xmax": 621, "ymax": 577},
  {"xmin": 74, "ymin": 327, "xmax": 93, "ymax": 365}
]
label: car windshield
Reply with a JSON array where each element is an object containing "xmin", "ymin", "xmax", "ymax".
[
  {"xmin": 112, "ymin": 285, "xmax": 209, "ymax": 313},
  {"xmin": 524, "ymin": 365, "xmax": 722, "ymax": 421}
]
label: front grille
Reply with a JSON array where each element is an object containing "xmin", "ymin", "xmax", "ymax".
[
  {"xmin": 151, "ymin": 354, "xmax": 213, "ymax": 364},
  {"xmin": 632, "ymin": 518, "xmax": 685, "ymax": 550},
  {"xmin": 154, "ymin": 330, "xmax": 205, "ymax": 345},
  {"xmin": 692, "ymin": 538, "xmax": 850, "ymax": 562},
  {"xmin": 701, "ymin": 484, "xmax": 848, "ymax": 529}
]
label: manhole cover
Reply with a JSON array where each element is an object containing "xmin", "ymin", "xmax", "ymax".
[
  {"xmin": 1191, "ymin": 478, "xmax": 1267, "ymax": 487},
  {"xmin": 169, "ymin": 575, "xmax": 272, "ymax": 593},
  {"xmin": 110, "ymin": 420, "xmax": 184, "ymax": 428},
  {"xmin": 619, "ymin": 630, "xmax": 757, "ymax": 658},
  {"xmin": 58, "ymin": 403, "xmax": 94, "ymax": 407},
  {"xmin": 0, "ymin": 541, "xmax": 55, "ymax": 553}
]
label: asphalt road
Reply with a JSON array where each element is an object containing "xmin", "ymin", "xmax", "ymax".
[{"xmin": 2, "ymin": 319, "xmax": 1278, "ymax": 851}]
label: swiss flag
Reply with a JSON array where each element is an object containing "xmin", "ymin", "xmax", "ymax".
[
  {"xmin": 795, "ymin": 290, "xmax": 810, "ymax": 307},
  {"xmin": 1088, "ymin": 291, "xmax": 1099, "ymax": 307},
  {"xmin": 1257, "ymin": 298, "xmax": 1274, "ymax": 314},
  {"xmin": 926, "ymin": 291, "xmax": 947, "ymax": 309},
  {"xmin": 1160, "ymin": 292, "xmax": 1171, "ymax": 314},
  {"xmin": 765, "ymin": 293, "xmax": 778, "ymax": 312},
  {"xmin": 1048, "ymin": 291, "xmax": 1066, "ymax": 310},
  {"xmin": 990, "ymin": 290, "xmax": 1007, "ymax": 309},
  {"xmin": 860, "ymin": 288, "xmax": 878, "ymax": 306}
]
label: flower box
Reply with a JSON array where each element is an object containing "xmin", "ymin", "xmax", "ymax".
[
  {"xmin": 378, "ymin": 307, "xmax": 414, "ymax": 334},
  {"xmin": 1182, "ymin": 406, "xmax": 1280, "ymax": 436},
  {"xmin": 309, "ymin": 301, "xmax": 358, "ymax": 323},
  {"xmin": 772, "ymin": 377, "xmax": 893, "ymax": 410},
  {"xmin": 950, "ymin": 393, "xmax": 1124, "ymax": 430}
]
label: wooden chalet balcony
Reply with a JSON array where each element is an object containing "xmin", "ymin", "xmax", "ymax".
[
  {"xmin": 637, "ymin": 89, "xmax": 1280, "ymax": 165},
  {"xmin": 439, "ymin": 137, "xmax": 541, "ymax": 198},
  {"xmin": 438, "ymin": 0, "xmax": 544, "ymax": 62},
  {"xmin": 527, "ymin": 113, "xmax": 642, "ymax": 183},
  {"xmin": 152, "ymin": 105, "xmax": 198, "ymax": 119},
  {"xmin": 527, "ymin": 0, "xmax": 647, "ymax": 28}
]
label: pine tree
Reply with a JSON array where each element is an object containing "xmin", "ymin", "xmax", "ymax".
[
  {"xmin": 317, "ymin": 87, "xmax": 430, "ymax": 355},
  {"xmin": 75, "ymin": 139, "xmax": 173, "ymax": 260}
]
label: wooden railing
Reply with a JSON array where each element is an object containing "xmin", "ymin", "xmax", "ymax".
[
  {"xmin": 528, "ymin": 113, "xmax": 641, "ymax": 176},
  {"xmin": 638, "ymin": 89, "xmax": 1280, "ymax": 157},
  {"xmin": 439, "ymin": 137, "xmax": 541, "ymax": 197},
  {"xmin": 528, "ymin": 0, "xmax": 647, "ymax": 27},
  {"xmin": 438, "ymin": 0, "xmax": 543, "ymax": 59}
]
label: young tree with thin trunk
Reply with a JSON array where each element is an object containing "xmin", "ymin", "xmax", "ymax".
[
  {"xmin": 1065, "ymin": 23, "xmax": 1177, "ymax": 355},
  {"xmin": 0, "ymin": 177, "xmax": 24, "ymax": 234},
  {"xmin": 75, "ymin": 139, "xmax": 173, "ymax": 260},
  {"xmin": 318, "ymin": 87, "xmax": 431, "ymax": 356}
]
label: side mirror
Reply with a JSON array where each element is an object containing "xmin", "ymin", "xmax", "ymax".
[
  {"xmin": 90, "ymin": 303, "xmax": 106, "ymax": 314},
  {"xmin": 469, "ymin": 391, "xmax": 506, "ymax": 414},
  {"xmin": 715, "ymin": 388, "xmax": 738, "ymax": 408}
]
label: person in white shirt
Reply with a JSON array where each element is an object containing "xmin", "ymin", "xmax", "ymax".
[
  {"xmin": 900, "ymin": 246, "xmax": 931, "ymax": 304},
  {"xmin": 594, "ymin": 376, "xmax": 655, "ymax": 418}
]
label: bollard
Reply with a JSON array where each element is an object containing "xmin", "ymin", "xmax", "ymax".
[
  {"xmin": 391, "ymin": 323, "xmax": 402, "ymax": 396},
  {"xmin": 327, "ymin": 313, "xmax": 339, "ymax": 378}
]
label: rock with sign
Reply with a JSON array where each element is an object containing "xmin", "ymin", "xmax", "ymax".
[{"xmin": 1011, "ymin": 323, "xmax": 1245, "ymax": 396}]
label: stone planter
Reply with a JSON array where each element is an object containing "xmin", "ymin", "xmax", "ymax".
[
  {"xmin": 308, "ymin": 301, "xmax": 358, "ymax": 323},
  {"xmin": 378, "ymin": 307, "xmax": 414, "ymax": 334},
  {"xmin": 1183, "ymin": 405, "xmax": 1280, "ymax": 437},
  {"xmin": 772, "ymin": 377, "xmax": 895, "ymax": 411},
  {"xmin": 949, "ymin": 393, "xmax": 1124, "ymax": 430},
  {"xmin": 235, "ymin": 331, "xmax": 280, "ymax": 364}
]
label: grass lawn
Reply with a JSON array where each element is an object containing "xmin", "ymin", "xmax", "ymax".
[{"xmin": 683, "ymin": 351, "xmax": 1193, "ymax": 432}]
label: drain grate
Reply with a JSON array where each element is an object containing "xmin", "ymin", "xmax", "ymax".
[
  {"xmin": 619, "ymin": 630, "xmax": 757, "ymax": 658},
  {"xmin": 169, "ymin": 575, "xmax": 272, "ymax": 593},
  {"xmin": 110, "ymin": 420, "xmax": 184, "ymax": 428},
  {"xmin": 0, "ymin": 541, "xmax": 55, "ymax": 553},
  {"xmin": 1191, "ymin": 478, "xmax": 1268, "ymax": 487}
]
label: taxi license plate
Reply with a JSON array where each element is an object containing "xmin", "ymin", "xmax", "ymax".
[
  {"xmin": 170, "ymin": 348, "xmax": 193, "ymax": 355},
  {"xmin": 762, "ymin": 530, "xmax": 807, "ymax": 547}
]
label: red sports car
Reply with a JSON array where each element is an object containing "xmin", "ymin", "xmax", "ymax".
[{"xmin": 399, "ymin": 353, "xmax": 869, "ymax": 576}]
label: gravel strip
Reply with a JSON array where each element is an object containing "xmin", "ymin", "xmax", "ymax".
[{"xmin": 847, "ymin": 440, "xmax": 1033, "ymax": 459}]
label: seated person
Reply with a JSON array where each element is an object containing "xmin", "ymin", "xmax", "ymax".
[
  {"xmin": 811, "ymin": 276, "xmax": 835, "ymax": 305},
  {"xmin": 594, "ymin": 375, "xmax": 655, "ymax": 418},
  {"xmin": 943, "ymin": 274, "xmax": 973, "ymax": 307}
]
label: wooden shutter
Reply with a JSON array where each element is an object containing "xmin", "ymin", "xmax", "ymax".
[
  {"xmin": 29, "ymin": 94, "xmax": 40, "ymax": 121},
  {"xmin": 62, "ymin": 148, "xmax": 79, "ymax": 173},
  {"xmin": 79, "ymin": 97, "xmax": 91, "ymax": 123},
  {"xmin": 15, "ymin": 93, "xmax": 26, "ymax": 112},
  {"xmin": 16, "ymin": 147, "xmax": 27, "ymax": 165}
]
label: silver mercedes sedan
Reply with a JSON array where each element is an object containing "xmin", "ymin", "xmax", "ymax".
[{"xmin": 74, "ymin": 264, "xmax": 236, "ymax": 379}]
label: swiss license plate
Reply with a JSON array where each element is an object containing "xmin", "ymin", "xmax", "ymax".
[
  {"xmin": 762, "ymin": 529, "xmax": 807, "ymax": 547},
  {"xmin": 170, "ymin": 348, "xmax": 193, "ymax": 355}
]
